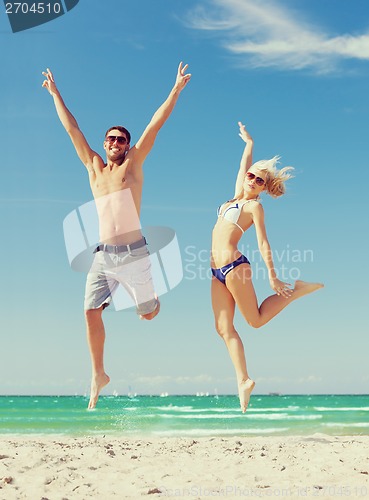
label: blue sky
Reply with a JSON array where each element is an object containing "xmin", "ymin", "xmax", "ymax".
[{"xmin": 0, "ymin": 0, "xmax": 368, "ymax": 396}]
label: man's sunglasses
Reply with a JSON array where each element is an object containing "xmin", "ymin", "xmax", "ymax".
[
  {"xmin": 105, "ymin": 135, "xmax": 128, "ymax": 145},
  {"xmin": 246, "ymin": 172, "xmax": 265, "ymax": 186}
]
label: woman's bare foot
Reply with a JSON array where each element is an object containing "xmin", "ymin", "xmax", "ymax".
[
  {"xmin": 293, "ymin": 280, "xmax": 324, "ymax": 298},
  {"xmin": 88, "ymin": 372, "xmax": 110, "ymax": 410},
  {"xmin": 238, "ymin": 378, "xmax": 255, "ymax": 413}
]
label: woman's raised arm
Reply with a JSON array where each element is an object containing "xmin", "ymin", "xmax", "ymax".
[{"xmin": 233, "ymin": 122, "xmax": 254, "ymax": 198}]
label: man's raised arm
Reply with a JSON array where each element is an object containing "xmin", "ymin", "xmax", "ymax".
[
  {"xmin": 42, "ymin": 68, "xmax": 97, "ymax": 169},
  {"xmin": 133, "ymin": 62, "xmax": 191, "ymax": 164}
]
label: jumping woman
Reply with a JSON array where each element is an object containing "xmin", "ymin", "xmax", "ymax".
[{"xmin": 211, "ymin": 122, "xmax": 323, "ymax": 412}]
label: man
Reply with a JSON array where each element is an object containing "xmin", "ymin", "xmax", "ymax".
[{"xmin": 42, "ymin": 63, "xmax": 191, "ymax": 408}]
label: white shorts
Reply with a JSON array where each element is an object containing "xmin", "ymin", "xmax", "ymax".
[{"xmin": 84, "ymin": 242, "xmax": 158, "ymax": 315}]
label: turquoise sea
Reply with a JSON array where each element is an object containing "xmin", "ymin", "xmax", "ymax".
[{"xmin": 0, "ymin": 395, "xmax": 368, "ymax": 437}]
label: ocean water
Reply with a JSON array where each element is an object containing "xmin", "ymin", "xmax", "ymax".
[{"xmin": 0, "ymin": 394, "xmax": 368, "ymax": 437}]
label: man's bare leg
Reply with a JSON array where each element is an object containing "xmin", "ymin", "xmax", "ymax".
[
  {"xmin": 139, "ymin": 297, "xmax": 160, "ymax": 321},
  {"xmin": 85, "ymin": 307, "xmax": 110, "ymax": 409}
]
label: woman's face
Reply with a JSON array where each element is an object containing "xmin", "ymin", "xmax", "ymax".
[{"xmin": 243, "ymin": 169, "xmax": 267, "ymax": 195}]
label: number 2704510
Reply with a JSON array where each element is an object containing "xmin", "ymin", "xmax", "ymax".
[{"xmin": 5, "ymin": 3, "xmax": 62, "ymax": 14}]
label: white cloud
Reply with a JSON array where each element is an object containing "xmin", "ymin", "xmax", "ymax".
[
  {"xmin": 297, "ymin": 375, "xmax": 323, "ymax": 384},
  {"xmin": 186, "ymin": 0, "xmax": 369, "ymax": 74}
]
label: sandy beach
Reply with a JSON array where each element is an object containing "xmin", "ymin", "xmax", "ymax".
[{"xmin": 0, "ymin": 434, "xmax": 368, "ymax": 499}]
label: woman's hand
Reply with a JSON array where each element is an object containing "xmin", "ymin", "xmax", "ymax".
[
  {"xmin": 238, "ymin": 121, "xmax": 253, "ymax": 143},
  {"xmin": 269, "ymin": 278, "xmax": 293, "ymax": 298}
]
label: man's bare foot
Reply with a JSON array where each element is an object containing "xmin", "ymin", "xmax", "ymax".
[
  {"xmin": 139, "ymin": 297, "xmax": 160, "ymax": 321},
  {"xmin": 238, "ymin": 378, "xmax": 255, "ymax": 413},
  {"xmin": 88, "ymin": 372, "xmax": 110, "ymax": 410},
  {"xmin": 294, "ymin": 280, "xmax": 324, "ymax": 298}
]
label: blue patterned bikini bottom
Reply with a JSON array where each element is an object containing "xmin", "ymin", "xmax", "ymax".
[{"xmin": 211, "ymin": 254, "xmax": 250, "ymax": 285}]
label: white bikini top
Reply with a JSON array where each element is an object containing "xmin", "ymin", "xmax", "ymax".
[{"xmin": 217, "ymin": 198, "xmax": 258, "ymax": 233}]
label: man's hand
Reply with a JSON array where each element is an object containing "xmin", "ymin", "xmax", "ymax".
[
  {"xmin": 42, "ymin": 68, "xmax": 58, "ymax": 96},
  {"xmin": 174, "ymin": 62, "xmax": 191, "ymax": 92}
]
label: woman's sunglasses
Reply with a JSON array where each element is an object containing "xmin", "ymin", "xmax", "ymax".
[
  {"xmin": 105, "ymin": 135, "xmax": 128, "ymax": 145},
  {"xmin": 246, "ymin": 172, "xmax": 265, "ymax": 186}
]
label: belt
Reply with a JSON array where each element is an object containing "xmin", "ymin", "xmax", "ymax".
[{"xmin": 94, "ymin": 237, "xmax": 147, "ymax": 254}]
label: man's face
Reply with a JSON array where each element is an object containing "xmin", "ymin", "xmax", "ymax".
[{"xmin": 103, "ymin": 129, "xmax": 130, "ymax": 161}]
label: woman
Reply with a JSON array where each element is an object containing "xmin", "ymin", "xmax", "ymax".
[{"xmin": 211, "ymin": 122, "xmax": 323, "ymax": 413}]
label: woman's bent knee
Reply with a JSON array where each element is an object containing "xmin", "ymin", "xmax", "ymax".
[{"xmin": 246, "ymin": 318, "xmax": 262, "ymax": 329}]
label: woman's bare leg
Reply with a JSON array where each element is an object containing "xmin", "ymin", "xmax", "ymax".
[
  {"xmin": 226, "ymin": 265, "xmax": 324, "ymax": 328},
  {"xmin": 211, "ymin": 277, "xmax": 255, "ymax": 412}
]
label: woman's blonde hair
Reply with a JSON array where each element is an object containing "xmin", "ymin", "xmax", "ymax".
[{"xmin": 251, "ymin": 156, "xmax": 294, "ymax": 198}]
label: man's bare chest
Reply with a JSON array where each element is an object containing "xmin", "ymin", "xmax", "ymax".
[{"xmin": 91, "ymin": 166, "xmax": 142, "ymax": 197}]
